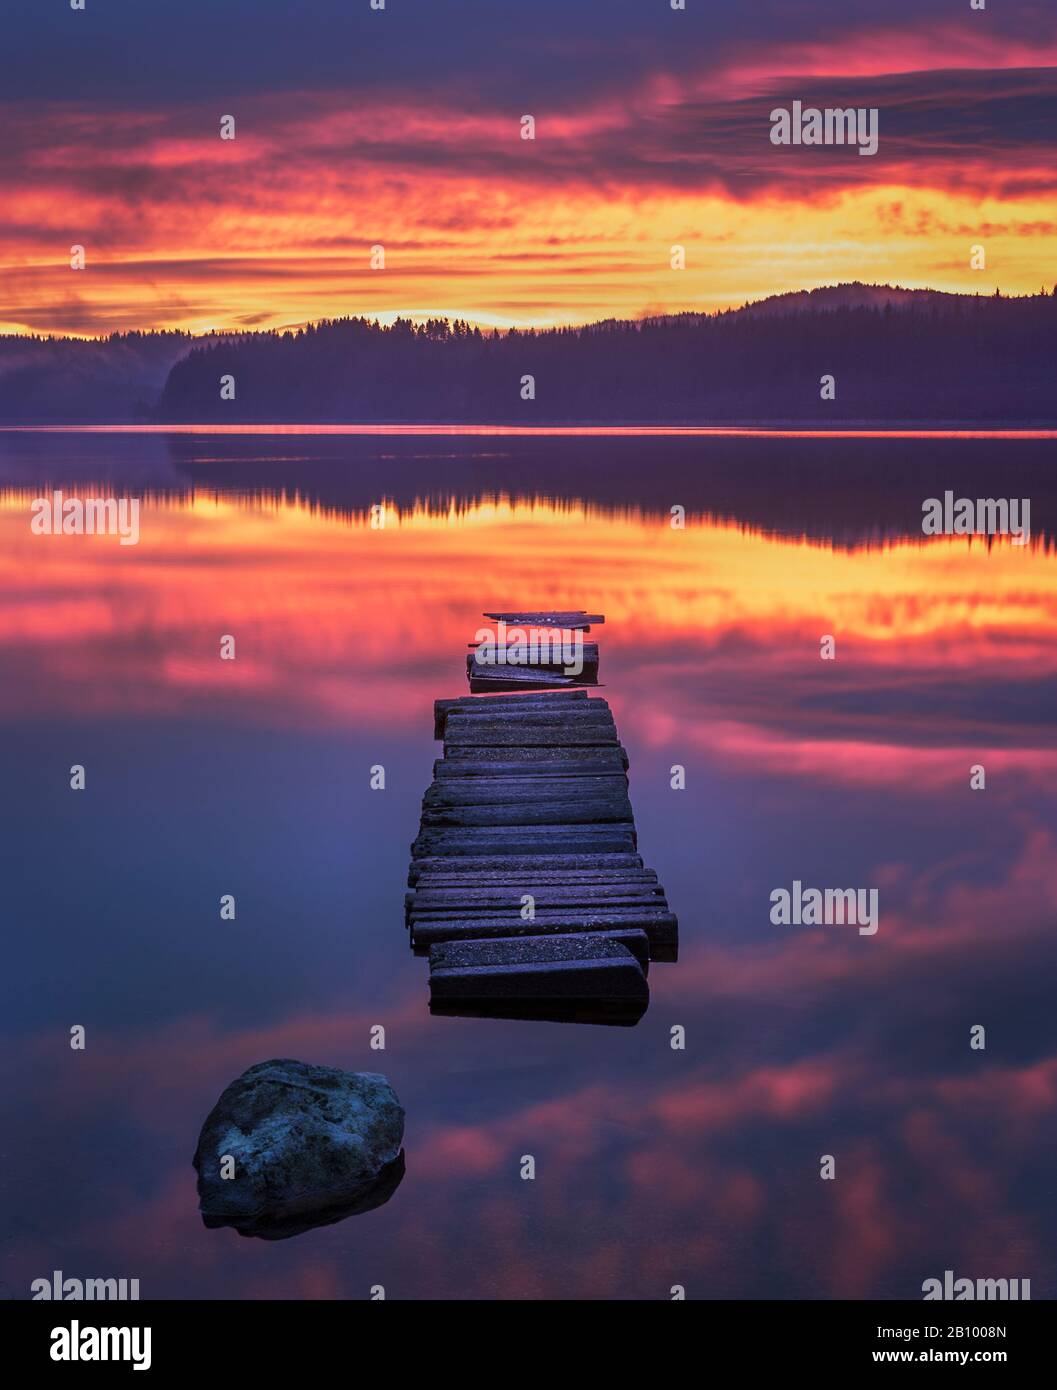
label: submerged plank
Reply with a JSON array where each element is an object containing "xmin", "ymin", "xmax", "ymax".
[
  {"xmin": 428, "ymin": 935, "xmax": 647, "ymax": 1004},
  {"xmin": 428, "ymin": 997, "xmax": 644, "ymax": 1025}
]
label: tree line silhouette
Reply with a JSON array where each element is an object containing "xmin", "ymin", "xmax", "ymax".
[
  {"xmin": 1, "ymin": 287, "xmax": 1054, "ymax": 422},
  {"xmin": 157, "ymin": 289, "xmax": 1057, "ymax": 423}
]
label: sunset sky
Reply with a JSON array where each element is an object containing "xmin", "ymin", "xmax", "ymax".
[{"xmin": 2, "ymin": 0, "xmax": 1056, "ymax": 336}]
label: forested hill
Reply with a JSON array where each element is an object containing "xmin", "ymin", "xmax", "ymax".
[
  {"xmin": 2, "ymin": 286, "xmax": 1055, "ymax": 423},
  {"xmin": 0, "ymin": 330, "xmax": 193, "ymax": 422},
  {"xmin": 156, "ymin": 289, "xmax": 1057, "ymax": 423}
]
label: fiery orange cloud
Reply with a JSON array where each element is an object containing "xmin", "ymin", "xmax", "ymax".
[{"xmin": 1, "ymin": 43, "xmax": 1055, "ymax": 334}]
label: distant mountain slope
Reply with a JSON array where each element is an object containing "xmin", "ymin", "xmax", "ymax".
[
  {"xmin": 0, "ymin": 329, "xmax": 249, "ymax": 422},
  {"xmin": 1, "ymin": 286, "xmax": 1055, "ymax": 423},
  {"xmin": 635, "ymin": 282, "xmax": 1034, "ymax": 330},
  {"xmin": 156, "ymin": 289, "xmax": 1057, "ymax": 424},
  {"xmin": 0, "ymin": 331, "xmax": 194, "ymax": 421},
  {"xmin": 732, "ymin": 282, "xmax": 989, "ymax": 317}
]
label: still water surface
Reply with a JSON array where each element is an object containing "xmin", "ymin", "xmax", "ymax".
[{"xmin": 1, "ymin": 429, "xmax": 1054, "ymax": 1299}]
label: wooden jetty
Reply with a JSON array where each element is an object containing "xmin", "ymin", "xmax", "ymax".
[
  {"xmin": 406, "ymin": 619, "xmax": 678, "ymax": 1024},
  {"xmin": 468, "ymin": 608, "xmax": 601, "ymax": 692}
]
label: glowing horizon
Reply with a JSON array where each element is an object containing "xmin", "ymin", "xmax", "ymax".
[{"xmin": 2, "ymin": 1, "xmax": 1055, "ymax": 336}]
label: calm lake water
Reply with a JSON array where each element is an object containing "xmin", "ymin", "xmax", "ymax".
[{"xmin": 1, "ymin": 429, "xmax": 1055, "ymax": 1300}]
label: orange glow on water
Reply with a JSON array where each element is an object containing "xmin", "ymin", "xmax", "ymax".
[{"xmin": 2, "ymin": 490, "xmax": 1054, "ymax": 774}]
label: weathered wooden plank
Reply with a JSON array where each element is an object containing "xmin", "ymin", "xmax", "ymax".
[
  {"xmin": 416, "ymin": 822, "xmax": 635, "ymax": 837},
  {"xmin": 435, "ymin": 754, "xmax": 628, "ymax": 778},
  {"xmin": 428, "ymin": 935, "xmax": 646, "ymax": 1004},
  {"xmin": 469, "ymin": 657, "xmax": 601, "ymax": 682},
  {"xmin": 412, "ymin": 842, "xmax": 638, "ymax": 862},
  {"xmin": 469, "ymin": 656, "xmax": 599, "ymax": 677},
  {"xmin": 406, "ymin": 845, "xmax": 639, "ymax": 867},
  {"xmin": 408, "ymin": 852, "xmax": 644, "ymax": 883},
  {"xmin": 412, "ymin": 884, "xmax": 659, "ymax": 901},
  {"xmin": 469, "ymin": 665, "xmax": 587, "ymax": 684},
  {"xmin": 444, "ymin": 724, "xmax": 618, "ymax": 747},
  {"xmin": 443, "ymin": 743, "xmax": 625, "ymax": 762},
  {"xmin": 445, "ymin": 713, "xmax": 614, "ymax": 738},
  {"xmin": 447, "ymin": 695, "xmax": 611, "ymax": 717},
  {"xmin": 438, "ymin": 691, "xmax": 588, "ymax": 712},
  {"xmin": 434, "ymin": 691, "xmax": 589, "ymax": 737},
  {"xmin": 482, "ymin": 610, "xmax": 601, "ymax": 618},
  {"xmin": 408, "ymin": 895, "xmax": 664, "ymax": 917},
  {"xmin": 429, "ymin": 929, "xmax": 648, "ymax": 971},
  {"xmin": 412, "ymin": 904, "xmax": 673, "ymax": 924},
  {"xmin": 468, "ymin": 673, "xmax": 597, "ymax": 692},
  {"xmin": 407, "ymin": 892, "xmax": 666, "ymax": 925},
  {"xmin": 408, "ymin": 839, "xmax": 636, "ymax": 861},
  {"xmin": 413, "ymin": 870, "xmax": 659, "ymax": 887},
  {"xmin": 447, "ymin": 709, "xmax": 612, "ymax": 728},
  {"xmin": 432, "ymin": 767, "xmax": 627, "ymax": 784},
  {"xmin": 446, "ymin": 702, "xmax": 611, "ymax": 722},
  {"xmin": 411, "ymin": 911, "xmax": 677, "ymax": 949},
  {"xmin": 468, "ymin": 665, "xmax": 599, "ymax": 682},
  {"xmin": 411, "ymin": 827, "xmax": 638, "ymax": 857},
  {"xmin": 445, "ymin": 718, "xmax": 613, "ymax": 740},
  {"xmin": 409, "ymin": 897, "xmax": 666, "ymax": 924},
  {"xmin": 424, "ymin": 775, "xmax": 629, "ymax": 805},
  {"xmin": 469, "ymin": 642, "xmax": 599, "ymax": 658},
  {"xmin": 469, "ymin": 644, "xmax": 599, "ymax": 660},
  {"xmin": 428, "ymin": 768, "xmax": 627, "ymax": 787},
  {"xmin": 409, "ymin": 884, "xmax": 664, "ymax": 905},
  {"xmin": 483, "ymin": 611, "xmax": 605, "ymax": 627},
  {"xmin": 419, "ymin": 800, "xmax": 633, "ymax": 827}
]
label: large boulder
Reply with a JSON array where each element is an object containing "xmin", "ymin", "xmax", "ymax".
[{"xmin": 193, "ymin": 1059, "xmax": 405, "ymax": 1240}]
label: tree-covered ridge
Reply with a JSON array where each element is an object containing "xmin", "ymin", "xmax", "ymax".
[
  {"xmin": 2, "ymin": 286, "xmax": 1055, "ymax": 422},
  {"xmin": 158, "ymin": 290, "xmax": 1057, "ymax": 423}
]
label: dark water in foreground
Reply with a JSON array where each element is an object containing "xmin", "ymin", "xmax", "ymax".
[{"xmin": 1, "ymin": 429, "xmax": 1055, "ymax": 1300}]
